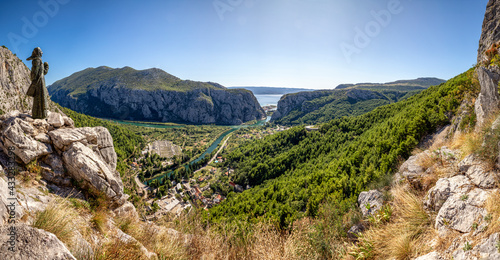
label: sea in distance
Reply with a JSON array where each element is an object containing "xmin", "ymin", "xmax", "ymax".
[{"xmin": 254, "ymin": 94, "xmax": 283, "ymax": 106}]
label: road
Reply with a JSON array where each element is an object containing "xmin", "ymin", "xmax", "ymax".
[{"xmin": 208, "ymin": 133, "xmax": 231, "ymax": 164}]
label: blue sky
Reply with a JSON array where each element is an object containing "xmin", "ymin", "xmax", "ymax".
[{"xmin": 0, "ymin": 0, "xmax": 489, "ymax": 89}]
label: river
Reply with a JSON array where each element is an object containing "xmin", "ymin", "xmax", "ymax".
[{"xmin": 109, "ymin": 117, "xmax": 270, "ymax": 185}]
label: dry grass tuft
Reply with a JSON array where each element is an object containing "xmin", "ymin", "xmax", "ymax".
[
  {"xmin": 94, "ymin": 236, "xmax": 149, "ymax": 260},
  {"xmin": 32, "ymin": 198, "xmax": 77, "ymax": 247},
  {"xmin": 483, "ymin": 191, "xmax": 500, "ymax": 237},
  {"xmin": 348, "ymin": 185, "xmax": 433, "ymax": 260}
]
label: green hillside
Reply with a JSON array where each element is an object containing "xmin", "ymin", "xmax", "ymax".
[
  {"xmin": 208, "ymin": 70, "xmax": 477, "ymax": 228},
  {"xmin": 48, "ymin": 66, "xmax": 225, "ymax": 96},
  {"xmin": 274, "ymin": 89, "xmax": 421, "ymax": 125},
  {"xmin": 272, "ymin": 78, "xmax": 445, "ymax": 126},
  {"xmin": 335, "ymin": 77, "xmax": 446, "ymax": 90}
]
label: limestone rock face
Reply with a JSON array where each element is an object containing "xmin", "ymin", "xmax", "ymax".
[
  {"xmin": 0, "ymin": 46, "xmax": 32, "ymax": 114},
  {"xmin": 435, "ymin": 192, "xmax": 488, "ymax": 234},
  {"xmin": 358, "ymin": 190, "xmax": 384, "ymax": 217},
  {"xmin": 63, "ymin": 142, "xmax": 127, "ymax": 206},
  {"xmin": 477, "ymin": 0, "xmax": 500, "ymax": 65},
  {"xmin": 49, "ymin": 80, "xmax": 266, "ymax": 125},
  {"xmin": 0, "ymin": 46, "xmax": 61, "ymax": 116},
  {"xmin": 424, "ymin": 175, "xmax": 474, "ymax": 212},
  {"xmin": 398, "ymin": 153, "xmax": 426, "ymax": 188},
  {"xmin": 475, "ymin": 0, "xmax": 500, "ymax": 127},
  {"xmin": 0, "ymin": 224, "xmax": 76, "ymax": 260},
  {"xmin": 475, "ymin": 66, "xmax": 500, "ymax": 127},
  {"xmin": 0, "ymin": 111, "xmax": 128, "ymax": 208},
  {"xmin": 0, "ymin": 117, "xmax": 52, "ymax": 164},
  {"xmin": 47, "ymin": 112, "xmax": 65, "ymax": 128}
]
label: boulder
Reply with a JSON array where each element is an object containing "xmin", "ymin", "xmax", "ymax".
[
  {"xmin": 358, "ymin": 190, "xmax": 383, "ymax": 217},
  {"xmin": 0, "ymin": 224, "xmax": 76, "ymax": 259},
  {"xmin": 62, "ymin": 142, "xmax": 126, "ymax": 207},
  {"xmin": 435, "ymin": 192, "xmax": 488, "ymax": 234},
  {"xmin": 94, "ymin": 126, "xmax": 117, "ymax": 171},
  {"xmin": 424, "ymin": 175, "xmax": 474, "ymax": 212},
  {"xmin": 41, "ymin": 154, "xmax": 70, "ymax": 186},
  {"xmin": 347, "ymin": 223, "xmax": 365, "ymax": 240},
  {"xmin": 63, "ymin": 116, "xmax": 74, "ymax": 127},
  {"xmin": 458, "ymin": 154, "xmax": 498, "ymax": 189},
  {"xmin": 47, "ymin": 112, "xmax": 65, "ymax": 128},
  {"xmin": 34, "ymin": 133, "xmax": 51, "ymax": 143},
  {"xmin": 113, "ymin": 201, "xmax": 139, "ymax": 220},
  {"xmin": 48, "ymin": 127, "xmax": 98, "ymax": 152},
  {"xmin": 0, "ymin": 117, "xmax": 52, "ymax": 164},
  {"xmin": 398, "ymin": 152, "xmax": 430, "ymax": 189}
]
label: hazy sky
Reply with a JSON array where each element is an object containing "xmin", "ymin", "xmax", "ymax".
[{"xmin": 0, "ymin": 0, "xmax": 489, "ymax": 89}]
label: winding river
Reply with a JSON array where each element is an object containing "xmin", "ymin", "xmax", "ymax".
[{"xmin": 110, "ymin": 117, "xmax": 271, "ymax": 185}]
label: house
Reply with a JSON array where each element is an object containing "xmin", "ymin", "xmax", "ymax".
[{"xmin": 176, "ymin": 183, "xmax": 182, "ymax": 192}]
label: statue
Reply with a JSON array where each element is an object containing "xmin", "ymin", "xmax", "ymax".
[{"xmin": 26, "ymin": 47, "xmax": 49, "ymax": 119}]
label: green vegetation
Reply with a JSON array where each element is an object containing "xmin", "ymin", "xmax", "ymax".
[
  {"xmin": 335, "ymin": 77, "xmax": 445, "ymax": 90},
  {"xmin": 274, "ymin": 88, "xmax": 423, "ymax": 125},
  {"xmin": 208, "ymin": 69, "xmax": 478, "ymax": 228},
  {"xmin": 60, "ymin": 106, "xmax": 144, "ymax": 170},
  {"xmin": 48, "ymin": 66, "xmax": 226, "ymax": 96}
]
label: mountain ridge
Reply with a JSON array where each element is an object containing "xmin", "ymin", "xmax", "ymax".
[
  {"xmin": 271, "ymin": 77, "xmax": 444, "ymax": 125},
  {"xmin": 48, "ymin": 66, "xmax": 266, "ymax": 125}
]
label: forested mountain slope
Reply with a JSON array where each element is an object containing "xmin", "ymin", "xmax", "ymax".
[
  {"xmin": 271, "ymin": 78, "xmax": 445, "ymax": 126},
  {"xmin": 209, "ymin": 70, "xmax": 477, "ymax": 227}
]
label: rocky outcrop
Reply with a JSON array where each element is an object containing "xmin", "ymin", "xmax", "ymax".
[
  {"xmin": 48, "ymin": 66, "xmax": 266, "ymax": 125},
  {"xmin": 358, "ymin": 189, "xmax": 384, "ymax": 217},
  {"xmin": 0, "ymin": 224, "xmax": 76, "ymax": 259},
  {"xmin": 0, "ymin": 46, "xmax": 62, "ymax": 116},
  {"xmin": 0, "ymin": 111, "xmax": 128, "ymax": 208},
  {"xmin": 0, "ymin": 46, "xmax": 32, "ymax": 114},
  {"xmin": 475, "ymin": 0, "xmax": 500, "ymax": 127},
  {"xmin": 475, "ymin": 66, "xmax": 500, "ymax": 127},
  {"xmin": 424, "ymin": 175, "xmax": 474, "ymax": 212}
]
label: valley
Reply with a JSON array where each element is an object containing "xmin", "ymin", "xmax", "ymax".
[{"xmin": 0, "ymin": 1, "xmax": 496, "ymax": 259}]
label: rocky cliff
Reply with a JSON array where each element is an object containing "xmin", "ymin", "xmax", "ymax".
[
  {"xmin": 0, "ymin": 46, "xmax": 32, "ymax": 114},
  {"xmin": 475, "ymin": 0, "xmax": 500, "ymax": 127},
  {"xmin": 271, "ymin": 88, "xmax": 406, "ymax": 125},
  {"xmin": 48, "ymin": 67, "xmax": 266, "ymax": 125},
  {"xmin": 271, "ymin": 78, "xmax": 445, "ymax": 125},
  {"xmin": 347, "ymin": 2, "xmax": 500, "ymax": 258},
  {"xmin": 0, "ymin": 46, "xmax": 62, "ymax": 116},
  {"xmin": 0, "ymin": 110, "xmax": 150, "ymax": 258}
]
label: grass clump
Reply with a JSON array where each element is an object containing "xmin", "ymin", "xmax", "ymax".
[
  {"xmin": 348, "ymin": 186, "xmax": 432, "ymax": 259},
  {"xmin": 32, "ymin": 198, "xmax": 77, "ymax": 246}
]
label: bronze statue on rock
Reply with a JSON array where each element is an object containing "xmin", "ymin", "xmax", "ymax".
[{"xmin": 26, "ymin": 47, "xmax": 49, "ymax": 119}]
